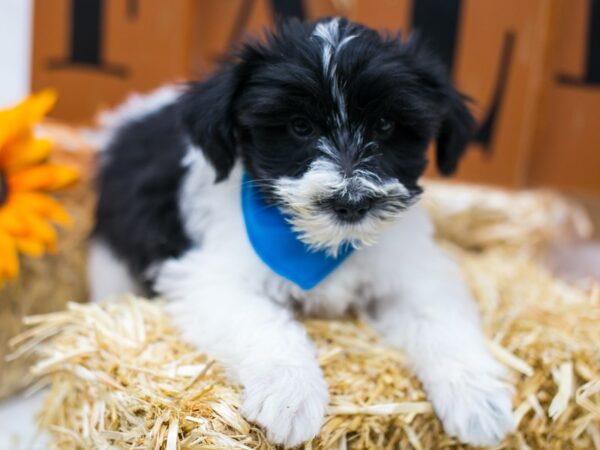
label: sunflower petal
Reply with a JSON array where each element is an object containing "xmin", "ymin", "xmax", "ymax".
[
  {"xmin": 2, "ymin": 135, "xmax": 53, "ymax": 171},
  {"xmin": 14, "ymin": 235, "xmax": 45, "ymax": 257},
  {"xmin": 0, "ymin": 107, "xmax": 29, "ymax": 151},
  {"xmin": 0, "ymin": 231, "xmax": 19, "ymax": 281},
  {"xmin": 8, "ymin": 164, "xmax": 80, "ymax": 192},
  {"xmin": 8, "ymin": 192, "xmax": 72, "ymax": 227},
  {"xmin": 23, "ymin": 89, "xmax": 58, "ymax": 124},
  {"xmin": 46, "ymin": 239, "xmax": 58, "ymax": 254},
  {"xmin": 27, "ymin": 214, "xmax": 57, "ymax": 248},
  {"xmin": 0, "ymin": 205, "xmax": 30, "ymax": 236},
  {"xmin": 0, "ymin": 90, "xmax": 57, "ymax": 151},
  {"xmin": 13, "ymin": 208, "xmax": 57, "ymax": 248}
]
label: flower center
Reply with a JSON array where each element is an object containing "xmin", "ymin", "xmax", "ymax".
[{"xmin": 0, "ymin": 171, "xmax": 7, "ymax": 205}]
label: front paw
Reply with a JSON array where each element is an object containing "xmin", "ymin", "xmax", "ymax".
[
  {"xmin": 241, "ymin": 366, "xmax": 329, "ymax": 448},
  {"xmin": 427, "ymin": 368, "xmax": 515, "ymax": 447}
]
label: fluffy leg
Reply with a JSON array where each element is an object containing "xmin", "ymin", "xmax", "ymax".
[
  {"xmin": 367, "ymin": 213, "xmax": 515, "ymax": 446},
  {"xmin": 155, "ymin": 249, "xmax": 328, "ymax": 448}
]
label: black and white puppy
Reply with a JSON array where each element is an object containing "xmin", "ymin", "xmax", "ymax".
[{"xmin": 90, "ymin": 18, "xmax": 514, "ymax": 448}]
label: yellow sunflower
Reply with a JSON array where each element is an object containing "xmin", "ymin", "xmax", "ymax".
[{"xmin": 0, "ymin": 90, "xmax": 79, "ymax": 286}]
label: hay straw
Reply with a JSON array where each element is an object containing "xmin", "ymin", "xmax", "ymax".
[
  {"xmin": 13, "ymin": 184, "xmax": 600, "ymax": 449},
  {"xmin": 0, "ymin": 122, "xmax": 95, "ymax": 400},
  {"xmin": 423, "ymin": 181, "xmax": 592, "ymax": 251}
]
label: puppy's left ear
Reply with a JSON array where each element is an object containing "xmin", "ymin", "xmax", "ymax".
[
  {"xmin": 178, "ymin": 63, "xmax": 243, "ymax": 182},
  {"xmin": 402, "ymin": 35, "xmax": 475, "ymax": 176},
  {"xmin": 435, "ymin": 88, "xmax": 475, "ymax": 176}
]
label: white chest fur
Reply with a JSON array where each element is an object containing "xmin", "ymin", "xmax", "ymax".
[
  {"xmin": 175, "ymin": 151, "xmax": 435, "ymax": 318},
  {"xmin": 152, "ymin": 149, "xmax": 514, "ymax": 450}
]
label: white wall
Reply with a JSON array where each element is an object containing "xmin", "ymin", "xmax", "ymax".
[{"xmin": 0, "ymin": 0, "xmax": 33, "ymax": 108}]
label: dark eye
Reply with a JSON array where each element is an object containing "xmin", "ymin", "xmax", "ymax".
[
  {"xmin": 374, "ymin": 118, "xmax": 395, "ymax": 138},
  {"xmin": 289, "ymin": 117, "xmax": 315, "ymax": 139}
]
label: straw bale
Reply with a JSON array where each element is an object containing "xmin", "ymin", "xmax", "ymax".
[
  {"xmin": 14, "ymin": 183, "xmax": 600, "ymax": 449},
  {"xmin": 0, "ymin": 122, "xmax": 95, "ymax": 399}
]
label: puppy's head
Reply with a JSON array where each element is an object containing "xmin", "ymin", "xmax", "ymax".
[{"xmin": 180, "ymin": 18, "xmax": 474, "ymax": 254}]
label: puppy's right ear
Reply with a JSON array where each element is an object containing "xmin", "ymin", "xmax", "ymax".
[{"xmin": 179, "ymin": 64, "xmax": 242, "ymax": 182}]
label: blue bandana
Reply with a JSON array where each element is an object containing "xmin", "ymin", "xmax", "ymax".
[{"xmin": 241, "ymin": 174, "xmax": 354, "ymax": 290}]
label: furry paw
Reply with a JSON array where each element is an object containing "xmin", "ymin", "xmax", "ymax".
[
  {"xmin": 427, "ymin": 367, "xmax": 515, "ymax": 447},
  {"xmin": 241, "ymin": 366, "xmax": 329, "ymax": 448}
]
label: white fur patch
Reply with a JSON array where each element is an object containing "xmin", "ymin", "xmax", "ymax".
[
  {"xmin": 87, "ymin": 85, "xmax": 183, "ymax": 150},
  {"xmin": 312, "ymin": 18, "xmax": 357, "ymax": 127},
  {"xmin": 274, "ymin": 157, "xmax": 413, "ymax": 255}
]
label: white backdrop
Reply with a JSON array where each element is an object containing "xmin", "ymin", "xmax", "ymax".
[
  {"xmin": 0, "ymin": 3, "xmax": 45, "ymax": 448},
  {"xmin": 0, "ymin": 0, "xmax": 33, "ymax": 108}
]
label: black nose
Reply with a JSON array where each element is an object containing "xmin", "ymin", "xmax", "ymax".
[{"xmin": 330, "ymin": 197, "xmax": 374, "ymax": 222}]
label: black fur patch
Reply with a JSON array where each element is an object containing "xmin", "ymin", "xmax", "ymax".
[
  {"xmin": 180, "ymin": 18, "xmax": 474, "ymax": 195},
  {"xmin": 94, "ymin": 18, "xmax": 474, "ymax": 286},
  {"xmin": 94, "ymin": 102, "xmax": 192, "ymax": 284}
]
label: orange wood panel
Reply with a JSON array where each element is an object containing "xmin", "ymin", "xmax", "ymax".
[
  {"xmin": 191, "ymin": 0, "xmax": 274, "ymax": 77},
  {"xmin": 32, "ymin": 0, "xmax": 193, "ymax": 123},
  {"xmin": 30, "ymin": 0, "xmax": 600, "ymax": 194},
  {"xmin": 345, "ymin": 0, "xmax": 411, "ymax": 32},
  {"xmin": 424, "ymin": 0, "xmax": 555, "ymax": 187},
  {"xmin": 529, "ymin": 0, "xmax": 600, "ymax": 195}
]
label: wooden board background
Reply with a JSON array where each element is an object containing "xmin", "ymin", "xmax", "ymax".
[{"xmin": 31, "ymin": 0, "xmax": 600, "ymax": 194}]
